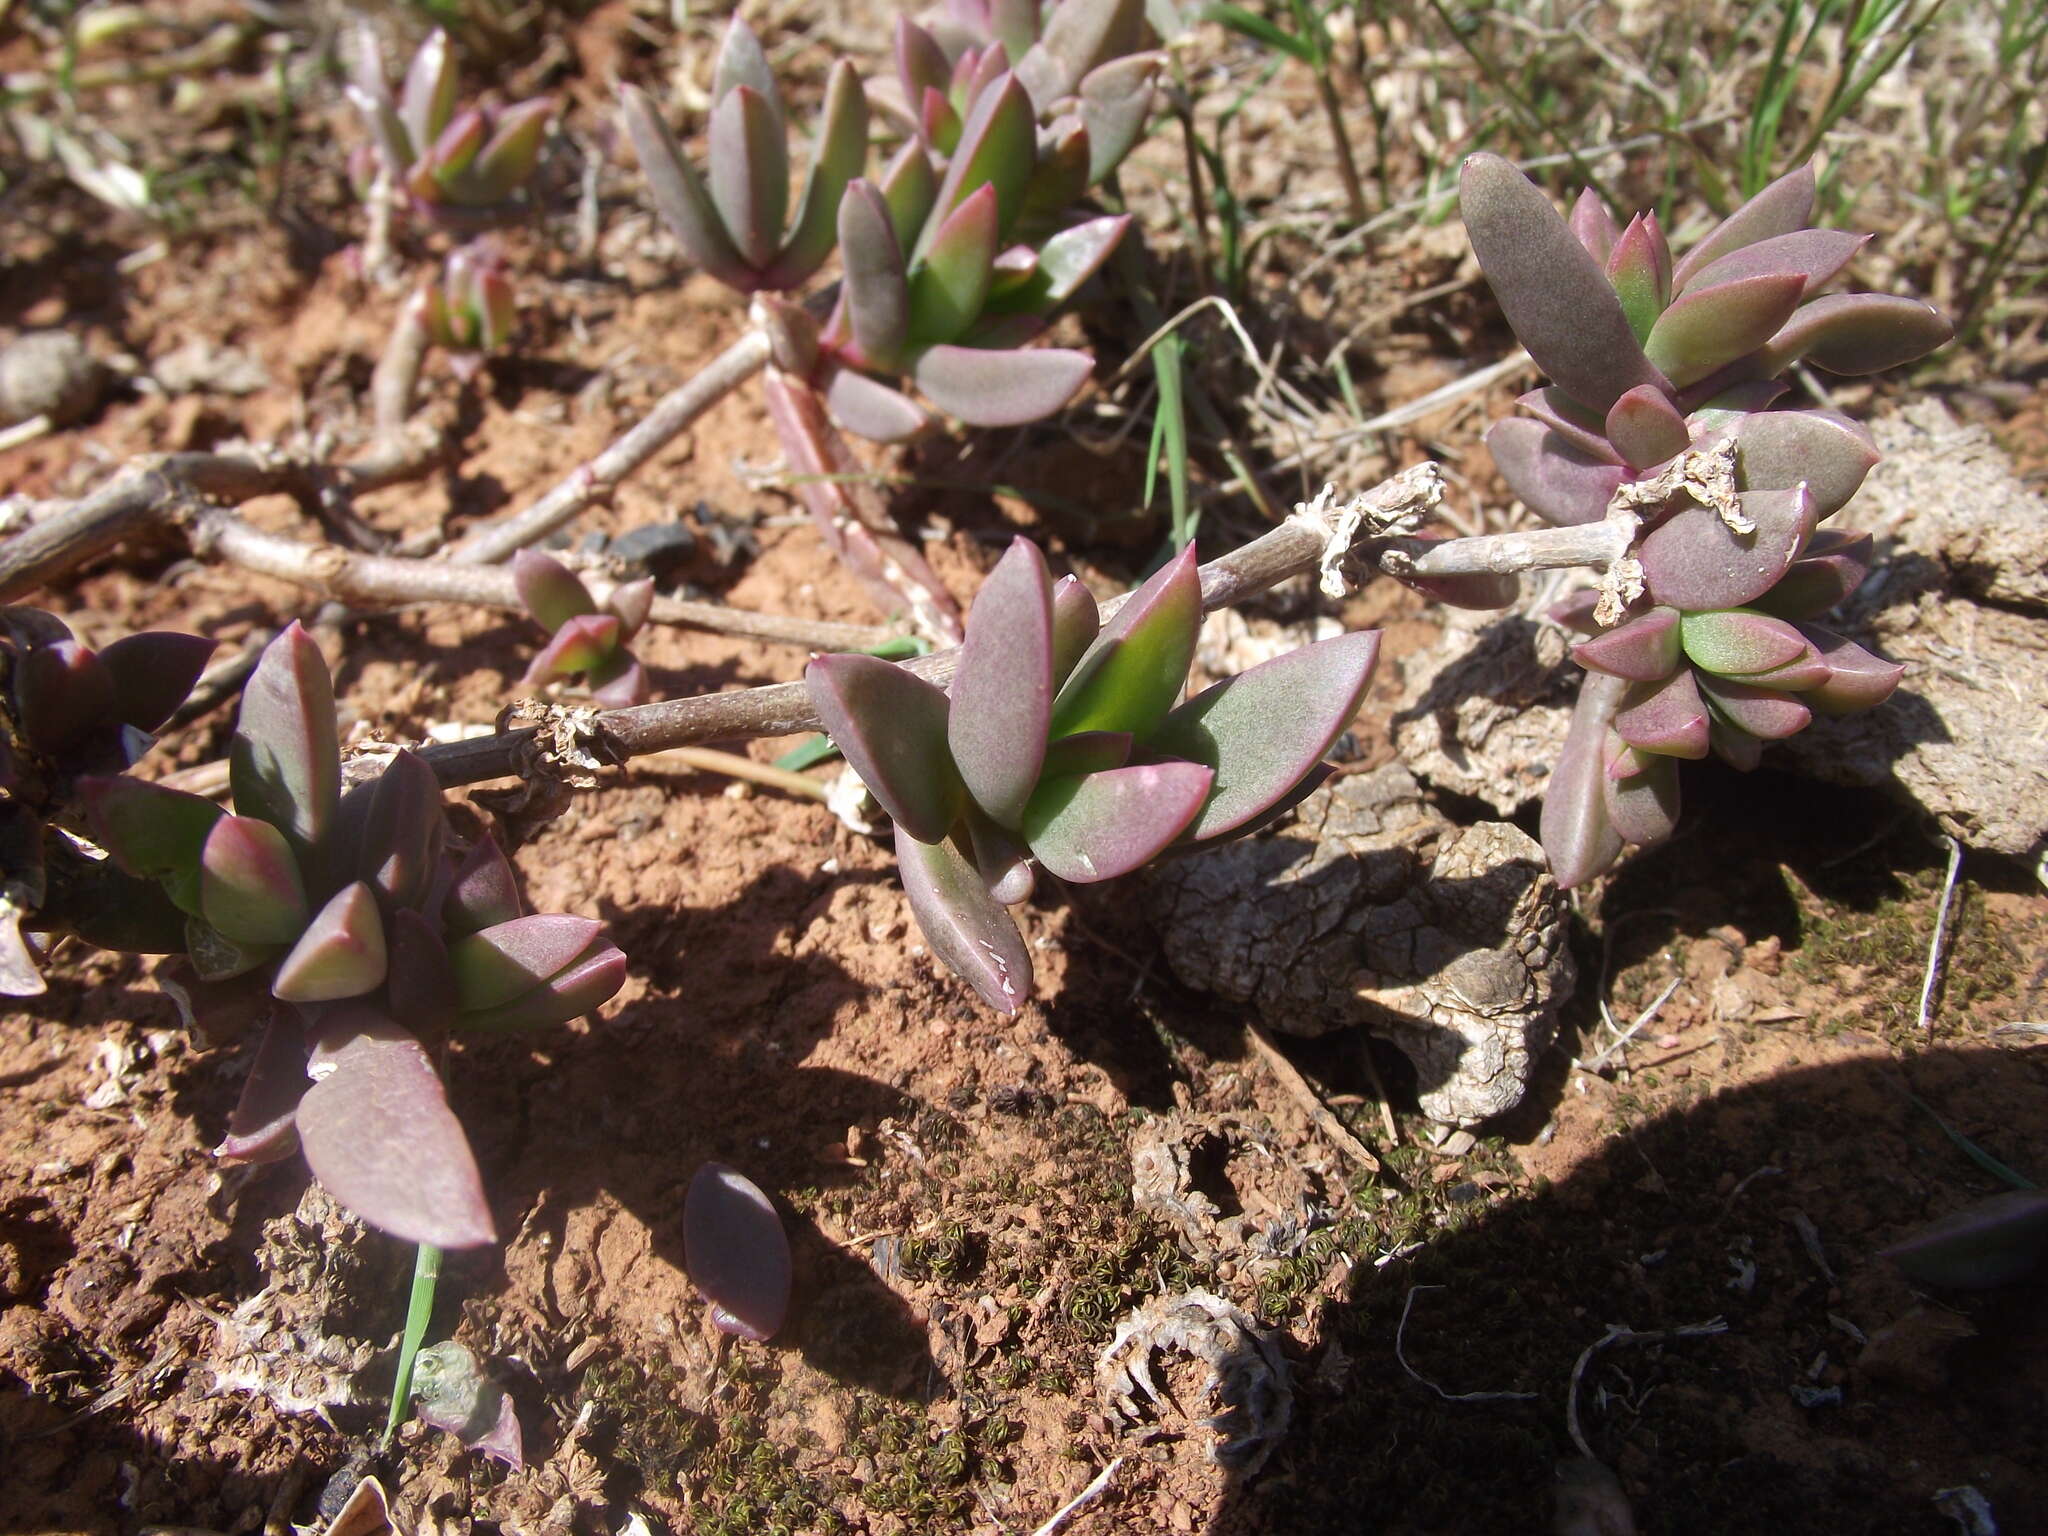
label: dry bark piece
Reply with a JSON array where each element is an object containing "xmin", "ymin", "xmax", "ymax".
[{"xmin": 1148, "ymin": 765, "xmax": 1573, "ymax": 1126}]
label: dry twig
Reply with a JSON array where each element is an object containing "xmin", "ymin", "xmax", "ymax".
[{"xmin": 1245, "ymin": 1022, "xmax": 1380, "ymax": 1173}]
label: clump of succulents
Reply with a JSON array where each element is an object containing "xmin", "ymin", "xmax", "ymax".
[
  {"xmin": 806, "ymin": 538, "xmax": 1380, "ymax": 1012},
  {"xmin": 417, "ymin": 240, "xmax": 515, "ymax": 364},
  {"xmin": 347, "ymin": 25, "xmax": 554, "ymax": 230},
  {"xmin": 622, "ymin": 4, "xmax": 1155, "ymax": 439},
  {"xmin": 1459, "ymin": 155, "xmax": 1951, "ymax": 887},
  {"xmin": 0, "ymin": 607, "xmax": 216, "ymax": 995},
  {"xmin": 512, "ymin": 550, "xmax": 653, "ymax": 708},
  {"xmin": 77, "ymin": 625, "xmax": 626, "ymax": 1248}
]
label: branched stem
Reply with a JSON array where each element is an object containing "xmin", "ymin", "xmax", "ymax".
[{"xmin": 1385, "ymin": 516, "xmax": 1637, "ymax": 577}]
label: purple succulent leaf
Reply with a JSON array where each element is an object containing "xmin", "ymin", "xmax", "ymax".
[
  {"xmin": 398, "ymin": 30, "xmax": 458, "ymax": 160},
  {"xmin": 990, "ymin": 243, "xmax": 1040, "ymax": 300},
  {"xmin": 1022, "ymin": 760, "xmax": 1213, "ymax": 883},
  {"xmin": 1679, "ymin": 607, "xmax": 1810, "ymax": 677},
  {"xmin": 950, "ymin": 537, "xmax": 1055, "ymax": 827},
  {"xmin": 512, "ymin": 549, "xmax": 597, "ymax": 633},
  {"xmin": 200, "ymin": 815, "xmax": 310, "ymax": 947},
  {"xmin": 708, "ymin": 86, "xmax": 790, "ymax": 272},
  {"xmin": 426, "ymin": 108, "xmax": 486, "ymax": 188},
  {"xmin": 985, "ymin": 213, "xmax": 1130, "ymax": 317},
  {"xmin": 990, "ymin": 0, "xmax": 1042, "ymax": 57},
  {"xmin": 1697, "ymin": 673, "xmax": 1811, "ymax": 739},
  {"xmin": 1515, "ymin": 388, "xmax": 1622, "ymax": 464},
  {"xmin": 897, "ymin": 18, "xmax": 953, "ymax": 113},
  {"xmin": 1758, "ymin": 292, "xmax": 1953, "ymax": 376},
  {"xmin": 1602, "ymin": 746, "xmax": 1681, "ymax": 847},
  {"xmin": 272, "ymin": 882, "xmax": 387, "ymax": 1003},
  {"xmin": 1549, "ymin": 588, "xmax": 1604, "ymax": 635},
  {"xmin": 965, "ymin": 809, "xmax": 1037, "ymax": 904},
  {"xmin": 444, "ymin": 834, "xmax": 522, "ymax": 934},
  {"xmin": 711, "ymin": 16, "xmax": 784, "ymax": 132},
  {"xmin": 959, "ymin": 312, "xmax": 1051, "ymax": 349},
  {"xmin": 411, "ymin": 1341, "xmax": 523, "ymax": 1470},
  {"xmin": 1037, "ymin": 730, "xmax": 1133, "ymax": 778},
  {"xmin": 1643, "ymin": 271, "xmax": 1806, "ymax": 388},
  {"xmin": 921, "ymin": 85, "xmax": 964, "ymax": 155},
  {"xmin": 472, "ymin": 98, "xmax": 553, "ymax": 200},
  {"xmin": 1730, "ymin": 408, "xmax": 1880, "ymax": 516},
  {"xmin": 348, "ymin": 67, "xmax": 412, "ymax": 175},
  {"xmin": 1731, "ymin": 644, "xmax": 1830, "ymax": 691},
  {"xmin": 1149, "ymin": 630, "xmax": 1381, "ymax": 841},
  {"xmin": 1753, "ymin": 530, "xmax": 1874, "ymax": 619},
  {"xmin": 1050, "ymin": 574, "xmax": 1101, "ymax": 684},
  {"xmin": 215, "ymin": 1007, "xmax": 306, "ymax": 1164},
  {"xmin": 965, "ymin": 42, "xmax": 1013, "ymax": 109},
  {"xmin": 97, "ymin": 630, "xmax": 217, "ymax": 732},
  {"xmin": 618, "ymin": 85, "xmax": 754, "ymax": 291},
  {"xmin": 1458, "ymin": 153, "xmax": 1666, "ymax": 413},
  {"xmin": 1639, "ymin": 486, "xmax": 1817, "ymax": 611},
  {"xmin": 1683, "ymin": 378, "xmax": 1789, "ymax": 431},
  {"xmin": 604, "ymin": 578, "xmax": 655, "ymax": 640},
  {"xmin": 356, "ymin": 749, "xmax": 447, "ymax": 910},
  {"xmin": 1603, "ymin": 384, "xmax": 1691, "ymax": 471},
  {"xmin": 1049, "ymin": 543, "xmax": 1200, "ymax": 739},
  {"xmin": 447, "ymin": 913, "xmax": 604, "ymax": 1013},
  {"xmin": 1605, "ymin": 212, "xmax": 1672, "ymax": 342},
  {"xmin": 1034, "ymin": 0, "xmax": 1142, "ymax": 102},
  {"xmin": 1798, "ymin": 623, "xmax": 1905, "ymax": 714},
  {"xmin": 230, "ymin": 623, "xmax": 340, "ymax": 858},
  {"xmin": 1572, "ymin": 605, "xmax": 1683, "ymax": 682},
  {"xmin": 908, "ymin": 183, "xmax": 1001, "ymax": 347},
  {"xmin": 838, "ymin": 179, "xmax": 912, "ymax": 372},
  {"xmin": 764, "ymin": 62, "xmax": 869, "ymax": 290},
  {"xmin": 923, "ymin": 74, "xmax": 1036, "ymax": 246},
  {"xmin": 586, "ymin": 654, "xmax": 650, "ymax": 709},
  {"xmin": 78, "ymin": 774, "xmax": 221, "ymax": 910},
  {"xmin": 1881, "ymin": 1190, "xmax": 2048, "ymax": 1290},
  {"xmin": 1708, "ymin": 715, "xmax": 1764, "ymax": 770},
  {"xmin": 1670, "ymin": 161, "xmax": 1816, "ymax": 294},
  {"xmin": 685, "ymin": 1163, "xmax": 793, "ymax": 1340},
  {"xmin": 896, "ymin": 823, "xmax": 1034, "ymax": 1013},
  {"xmin": 823, "ymin": 365, "xmax": 931, "ymax": 443},
  {"xmin": 1612, "ymin": 669, "xmax": 1711, "ymax": 758},
  {"xmin": 387, "ymin": 906, "xmax": 457, "ymax": 1037},
  {"xmin": 1020, "ymin": 119, "xmax": 1091, "ymax": 223},
  {"xmin": 184, "ymin": 915, "xmax": 279, "ymax": 984},
  {"xmin": 1389, "ymin": 533, "xmax": 1522, "ymax": 610},
  {"xmin": 805, "ymin": 653, "xmax": 962, "ymax": 844},
  {"xmin": 1485, "ymin": 419, "xmax": 1627, "ymax": 526},
  {"xmin": 912, "ymin": 344, "xmax": 1094, "ymax": 426},
  {"xmin": 881, "ymin": 140, "xmax": 940, "ymax": 254},
  {"xmin": 1568, "ymin": 187, "xmax": 1617, "ymax": 263},
  {"xmin": 1681, "ymin": 228, "xmax": 1868, "ymax": 303},
  {"xmin": 457, "ymin": 941, "xmax": 626, "ymax": 1031},
  {"xmin": 299, "ymin": 1007, "xmax": 496, "ymax": 1248},
  {"xmin": 16, "ymin": 639, "xmax": 113, "ymax": 755},
  {"xmin": 1540, "ymin": 672, "xmax": 1628, "ymax": 889},
  {"xmin": 1078, "ymin": 53, "xmax": 1160, "ymax": 184},
  {"xmin": 521, "ymin": 614, "xmax": 622, "ymax": 686}
]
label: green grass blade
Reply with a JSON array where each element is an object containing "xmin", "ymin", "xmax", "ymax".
[
  {"xmin": 1151, "ymin": 332, "xmax": 1194, "ymax": 549},
  {"xmin": 1204, "ymin": 2, "xmax": 1318, "ymax": 64},
  {"xmin": 1906, "ymin": 1090, "xmax": 2038, "ymax": 1191},
  {"xmin": 383, "ymin": 1241, "xmax": 443, "ymax": 1447}
]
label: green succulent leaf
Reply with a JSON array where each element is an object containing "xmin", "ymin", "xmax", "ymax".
[
  {"xmin": 200, "ymin": 815, "xmax": 310, "ymax": 947},
  {"xmin": 806, "ymin": 654, "xmax": 962, "ymax": 844},
  {"xmin": 838, "ymin": 179, "xmax": 911, "ymax": 371},
  {"xmin": 512, "ymin": 549, "xmax": 597, "ymax": 633},
  {"xmin": 1051, "ymin": 574, "xmax": 1100, "ymax": 683},
  {"xmin": 895, "ymin": 824, "xmax": 1034, "ymax": 1014},
  {"xmin": 1048, "ymin": 543, "xmax": 1200, "ymax": 740},
  {"xmin": 1679, "ymin": 608, "xmax": 1810, "ymax": 678},
  {"xmin": 712, "ymin": 16, "xmax": 784, "ymax": 134},
  {"xmin": 1670, "ymin": 161, "xmax": 1816, "ymax": 294},
  {"xmin": 949, "ymin": 537, "xmax": 1055, "ymax": 828},
  {"xmin": 1149, "ymin": 630, "xmax": 1381, "ymax": 841},
  {"xmin": 984, "ymin": 214, "xmax": 1130, "ymax": 317},
  {"xmin": 77, "ymin": 775, "xmax": 223, "ymax": 916},
  {"xmin": 1643, "ymin": 271, "xmax": 1806, "ymax": 388},
  {"xmin": 924, "ymin": 74, "xmax": 1036, "ymax": 248},
  {"xmin": 472, "ymin": 98, "xmax": 554, "ymax": 199},
  {"xmin": 1078, "ymin": 53, "xmax": 1159, "ymax": 185},
  {"xmin": 1022, "ymin": 761, "xmax": 1214, "ymax": 883},
  {"xmin": 909, "ymin": 183, "xmax": 1001, "ymax": 347},
  {"xmin": 763, "ymin": 62, "xmax": 868, "ymax": 291},
  {"xmin": 880, "ymin": 141, "xmax": 939, "ymax": 255},
  {"xmin": 399, "ymin": 30, "xmax": 458, "ymax": 162},
  {"xmin": 1605, "ymin": 213, "xmax": 1672, "ymax": 343},
  {"xmin": 272, "ymin": 881, "xmax": 387, "ymax": 1003}
]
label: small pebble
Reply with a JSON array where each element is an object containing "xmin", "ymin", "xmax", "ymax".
[{"xmin": 0, "ymin": 331, "xmax": 104, "ymax": 427}]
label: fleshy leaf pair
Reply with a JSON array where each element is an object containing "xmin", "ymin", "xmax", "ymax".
[
  {"xmin": 806, "ymin": 539, "xmax": 1380, "ymax": 1012},
  {"xmin": 347, "ymin": 25, "xmax": 554, "ymax": 228},
  {"xmin": 79, "ymin": 625, "xmax": 627, "ymax": 1248},
  {"xmin": 416, "ymin": 241, "xmax": 515, "ymax": 357},
  {"xmin": 0, "ymin": 607, "xmax": 217, "ymax": 996},
  {"xmin": 513, "ymin": 550, "xmax": 653, "ymax": 708},
  {"xmin": 619, "ymin": 20, "xmax": 870, "ymax": 294},
  {"xmin": 1460, "ymin": 157, "xmax": 1947, "ymax": 888}
]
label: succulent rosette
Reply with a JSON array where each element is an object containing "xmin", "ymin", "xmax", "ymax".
[
  {"xmin": 513, "ymin": 549, "xmax": 654, "ymax": 708},
  {"xmin": 0, "ymin": 607, "xmax": 217, "ymax": 995},
  {"xmin": 1459, "ymin": 154, "xmax": 1951, "ymax": 887},
  {"xmin": 347, "ymin": 25, "xmax": 554, "ymax": 230},
  {"xmin": 806, "ymin": 538, "xmax": 1380, "ymax": 1012},
  {"xmin": 621, "ymin": 0, "xmax": 1158, "ymax": 439},
  {"xmin": 78, "ymin": 625, "xmax": 626, "ymax": 1248},
  {"xmin": 418, "ymin": 240, "xmax": 516, "ymax": 359}
]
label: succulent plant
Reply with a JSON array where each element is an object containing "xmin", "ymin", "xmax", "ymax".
[
  {"xmin": 806, "ymin": 538, "xmax": 1380, "ymax": 1012},
  {"xmin": 1459, "ymin": 155, "xmax": 1952, "ymax": 888},
  {"xmin": 0, "ymin": 606, "xmax": 216, "ymax": 995},
  {"xmin": 419, "ymin": 241, "xmax": 515, "ymax": 360},
  {"xmin": 622, "ymin": 4, "xmax": 1158, "ymax": 439},
  {"xmin": 412, "ymin": 1340, "xmax": 524, "ymax": 1469},
  {"xmin": 77, "ymin": 624, "xmax": 626, "ymax": 1248},
  {"xmin": 512, "ymin": 550, "xmax": 653, "ymax": 708},
  {"xmin": 348, "ymin": 25, "xmax": 554, "ymax": 230},
  {"xmin": 684, "ymin": 1162, "xmax": 793, "ymax": 1342}
]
